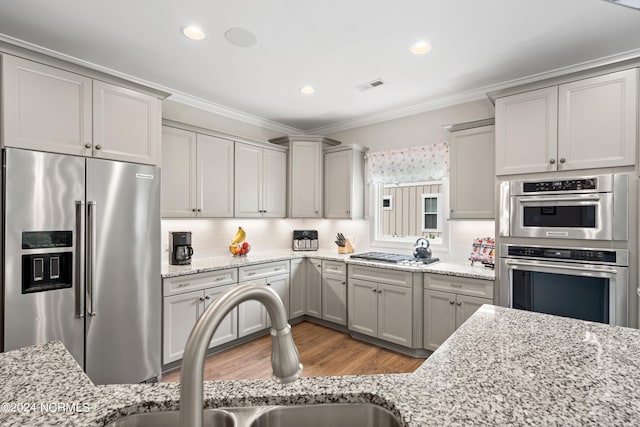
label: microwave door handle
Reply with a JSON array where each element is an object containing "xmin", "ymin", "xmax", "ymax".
[
  {"xmin": 75, "ymin": 200, "xmax": 85, "ymax": 319},
  {"xmin": 517, "ymin": 195, "xmax": 601, "ymax": 203},
  {"xmin": 505, "ymin": 259, "xmax": 617, "ymax": 276}
]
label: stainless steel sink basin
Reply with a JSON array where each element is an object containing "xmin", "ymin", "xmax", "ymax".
[
  {"xmin": 103, "ymin": 403, "xmax": 402, "ymax": 427},
  {"xmin": 103, "ymin": 409, "xmax": 235, "ymax": 427},
  {"xmin": 248, "ymin": 403, "xmax": 402, "ymax": 427}
]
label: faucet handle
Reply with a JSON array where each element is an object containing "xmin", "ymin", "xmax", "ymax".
[{"xmin": 270, "ymin": 324, "xmax": 303, "ymax": 384}]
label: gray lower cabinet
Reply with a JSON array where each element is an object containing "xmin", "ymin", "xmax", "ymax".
[
  {"xmin": 306, "ymin": 258, "xmax": 323, "ymax": 318},
  {"xmin": 423, "ymin": 273, "xmax": 493, "ymax": 351},
  {"xmin": 237, "ymin": 261, "xmax": 291, "ymax": 337},
  {"xmin": 289, "ymin": 258, "xmax": 306, "ymax": 318},
  {"xmin": 321, "ymin": 260, "xmax": 347, "ymax": 325},
  {"xmin": 348, "ymin": 265, "xmax": 420, "ymax": 348},
  {"xmin": 162, "ymin": 269, "xmax": 238, "ymax": 364}
]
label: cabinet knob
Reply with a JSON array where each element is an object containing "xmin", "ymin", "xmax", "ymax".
[
  {"xmin": 197, "ymin": 208, "xmax": 202, "ymax": 212},
  {"xmin": 84, "ymin": 143, "xmax": 92, "ymax": 149},
  {"xmin": 95, "ymin": 144, "xmax": 102, "ymax": 150},
  {"xmin": 377, "ymin": 289, "xmax": 382, "ymax": 294},
  {"xmin": 559, "ymin": 157, "xmax": 566, "ymax": 164},
  {"xmin": 372, "ymin": 289, "xmax": 377, "ymax": 293},
  {"xmin": 341, "ymin": 281, "xmax": 346, "ymax": 285},
  {"xmin": 449, "ymin": 300, "xmax": 455, "ymax": 305},
  {"xmin": 192, "ymin": 208, "xmax": 197, "ymax": 212},
  {"xmin": 315, "ymin": 210, "xmax": 319, "ymax": 214},
  {"xmin": 205, "ymin": 295, "xmax": 211, "ymax": 300},
  {"xmin": 346, "ymin": 210, "xmax": 350, "ymax": 214},
  {"xmin": 267, "ymin": 283, "xmax": 271, "ymax": 286},
  {"xmin": 549, "ymin": 158, "xmax": 556, "ymax": 165},
  {"xmin": 199, "ymin": 297, "xmax": 205, "ymax": 302},
  {"xmin": 456, "ymin": 302, "xmax": 462, "ymax": 306}
]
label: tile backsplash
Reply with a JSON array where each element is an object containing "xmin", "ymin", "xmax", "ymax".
[{"xmin": 161, "ymin": 218, "xmax": 494, "ymax": 263}]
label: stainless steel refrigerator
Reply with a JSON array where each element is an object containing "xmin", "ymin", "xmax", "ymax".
[{"xmin": 0, "ymin": 148, "xmax": 160, "ymax": 384}]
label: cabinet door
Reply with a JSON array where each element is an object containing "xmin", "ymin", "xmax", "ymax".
[
  {"xmin": 197, "ymin": 134, "xmax": 234, "ymax": 217},
  {"xmin": 234, "ymin": 142, "xmax": 263, "ymax": 217},
  {"xmin": 423, "ymin": 289, "xmax": 456, "ymax": 351},
  {"xmin": 161, "ymin": 126, "xmax": 197, "ymax": 217},
  {"xmin": 306, "ymin": 259, "xmax": 323, "ymax": 318},
  {"xmin": 495, "ymin": 87, "xmax": 558, "ymax": 175},
  {"xmin": 290, "ymin": 141, "xmax": 322, "ymax": 217},
  {"xmin": 2, "ymin": 55, "xmax": 92, "ymax": 156},
  {"xmin": 163, "ymin": 291, "xmax": 200, "ymax": 364},
  {"xmin": 449, "ymin": 125, "xmax": 495, "ymax": 219},
  {"xmin": 262, "ymin": 148, "xmax": 287, "ymax": 218},
  {"xmin": 324, "ymin": 149, "xmax": 352, "ymax": 218},
  {"xmin": 266, "ymin": 273, "xmax": 290, "ymax": 327},
  {"xmin": 203, "ymin": 285, "xmax": 238, "ymax": 348},
  {"xmin": 92, "ymin": 80, "xmax": 161, "ymax": 165},
  {"xmin": 558, "ymin": 69, "xmax": 637, "ymax": 171},
  {"xmin": 322, "ymin": 274, "xmax": 347, "ymax": 325},
  {"xmin": 347, "ymin": 278, "xmax": 377, "ymax": 337},
  {"xmin": 455, "ymin": 295, "xmax": 491, "ymax": 329},
  {"xmin": 289, "ymin": 259, "xmax": 306, "ymax": 319},
  {"xmin": 238, "ymin": 280, "xmax": 268, "ymax": 337},
  {"xmin": 378, "ymin": 283, "xmax": 413, "ymax": 347}
]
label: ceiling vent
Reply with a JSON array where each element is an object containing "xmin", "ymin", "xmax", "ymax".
[{"xmin": 356, "ymin": 78, "xmax": 385, "ymax": 92}]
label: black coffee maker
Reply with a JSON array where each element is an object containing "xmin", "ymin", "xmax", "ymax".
[{"xmin": 169, "ymin": 231, "xmax": 193, "ymax": 265}]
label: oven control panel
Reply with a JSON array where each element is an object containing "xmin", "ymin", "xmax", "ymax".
[
  {"xmin": 523, "ymin": 178, "xmax": 597, "ymax": 193},
  {"xmin": 507, "ymin": 246, "xmax": 617, "ymax": 263}
]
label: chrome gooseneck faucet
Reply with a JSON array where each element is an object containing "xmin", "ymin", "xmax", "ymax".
[{"xmin": 179, "ymin": 283, "xmax": 303, "ymax": 427}]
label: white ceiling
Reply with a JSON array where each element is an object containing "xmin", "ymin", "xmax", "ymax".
[{"xmin": 0, "ymin": 0, "xmax": 639, "ymax": 133}]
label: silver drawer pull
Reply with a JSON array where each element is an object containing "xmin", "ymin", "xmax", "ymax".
[
  {"xmin": 450, "ymin": 283, "xmax": 463, "ymax": 288},
  {"xmin": 178, "ymin": 282, "xmax": 190, "ymax": 288},
  {"xmin": 215, "ymin": 277, "xmax": 224, "ymax": 281},
  {"xmin": 248, "ymin": 272, "xmax": 256, "ymax": 276}
]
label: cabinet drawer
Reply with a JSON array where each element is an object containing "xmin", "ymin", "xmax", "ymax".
[
  {"xmin": 239, "ymin": 260, "xmax": 290, "ymax": 281},
  {"xmin": 322, "ymin": 260, "xmax": 346, "ymax": 277},
  {"xmin": 349, "ymin": 264, "xmax": 413, "ymax": 288},
  {"xmin": 163, "ymin": 269, "xmax": 237, "ymax": 296},
  {"xmin": 424, "ymin": 273, "xmax": 493, "ymax": 299}
]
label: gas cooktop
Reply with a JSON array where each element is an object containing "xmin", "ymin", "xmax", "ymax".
[{"xmin": 350, "ymin": 252, "xmax": 440, "ymax": 266}]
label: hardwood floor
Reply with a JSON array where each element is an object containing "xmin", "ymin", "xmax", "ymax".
[{"xmin": 161, "ymin": 321, "xmax": 425, "ymax": 382}]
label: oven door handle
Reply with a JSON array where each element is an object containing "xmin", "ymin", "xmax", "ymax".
[
  {"xmin": 517, "ymin": 195, "xmax": 601, "ymax": 203},
  {"xmin": 504, "ymin": 259, "xmax": 617, "ymax": 276}
]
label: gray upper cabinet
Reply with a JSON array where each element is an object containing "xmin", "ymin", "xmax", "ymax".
[
  {"xmin": 3, "ymin": 54, "xmax": 161, "ymax": 165},
  {"xmin": 449, "ymin": 125, "xmax": 495, "ymax": 219},
  {"xmin": 161, "ymin": 126, "xmax": 234, "ymax": 218},
  {"xmin": 2, "ymin": 54, "xmax": 93, "ymax": 157},
  {"xmin": 324, "ymin": 144, "xmax": 366, "ymax": 219},
  {"xmin": 496, "ymin": 68, "xmax": 638, "ymax": 175},
  {"xmin": 234, "ymin": 142, "xmax": 287, "ymax": 218},
  {"xmin": 270, "ymin": 135, "xmax": 340, "ymax": 218}
]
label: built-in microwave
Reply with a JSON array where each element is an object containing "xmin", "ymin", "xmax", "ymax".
[{"xmin": 499, "ymin": 174, "xmax": 628, "ymax": 241}]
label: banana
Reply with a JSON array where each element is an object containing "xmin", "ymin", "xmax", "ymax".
[{"xmin": 231, "ymin": 227, "xmax": 246, "ymax": 245}]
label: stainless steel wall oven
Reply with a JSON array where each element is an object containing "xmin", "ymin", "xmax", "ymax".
[{"xmin": 499, "ymin": 244, "xmax": 628, "ymax": 326}]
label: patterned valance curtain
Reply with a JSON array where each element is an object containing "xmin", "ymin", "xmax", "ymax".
[{"xmin": 366, "ymin": 142, "xmax": 449, "ymax": 184}]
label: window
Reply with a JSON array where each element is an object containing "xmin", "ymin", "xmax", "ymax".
[
  {"xmin": 373, "ymin": 180, "xmax": 447, "ymax": 245},
  {"xmin": 422, "ymin": 193, "xmax": 442, "ymax": 232}
]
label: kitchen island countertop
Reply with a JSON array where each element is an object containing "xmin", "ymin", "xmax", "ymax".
[
  {"xmin": 2, "ymin": 306, "xmax": 640, "ymax": 426},
  {"xmin": 162, "ymin": 250, "xmax": 495, "ymax": 281}
]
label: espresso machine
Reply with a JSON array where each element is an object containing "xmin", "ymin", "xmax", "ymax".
[{"xmin": 169, "ymin": 231, "xmax": 193, "ymax": 265}]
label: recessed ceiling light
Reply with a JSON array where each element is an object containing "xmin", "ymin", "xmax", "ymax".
[
  {"xmin": 410, "ymin": 40, "xmax": 431, "ymax": 55},
  {"xmin": 300, "ymin": 86, "xmax": 315, "ymax": 95},
  {"xmin": 225, "ymin": 27, "xmax": 258, "ymax": 47},
  {"xmin": 182, "ymin": 25, "xmax": 206, "ymax": 40}
]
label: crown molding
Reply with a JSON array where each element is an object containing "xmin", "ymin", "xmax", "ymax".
[
  {"xmin": 166, "ymin": 92, "xmax": 303, "ymax": 135},
  {"xmin": 308, "ymin": 47, "xmax": 640, "ymax": 135}
]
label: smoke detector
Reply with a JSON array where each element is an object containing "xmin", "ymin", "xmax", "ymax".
[{"xmin": 356, "ymin": 78, "xmax": 385, "ymax": 92}]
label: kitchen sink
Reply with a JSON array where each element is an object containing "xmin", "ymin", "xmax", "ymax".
[
  {"xmin": 248, "ymin": 403, "xmax": 402, "ymax": 427},
  {"xmin": 103, "ymin": 403, "xmax": 402, "ymax": 427}
]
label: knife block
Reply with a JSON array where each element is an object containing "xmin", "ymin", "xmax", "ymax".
[{"xmin": 338, "ymin": 240, "xmax": 354, "ymax": 254}]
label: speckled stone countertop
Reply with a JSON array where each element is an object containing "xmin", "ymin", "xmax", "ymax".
[
  {"xmin": 162, "ymin": 250, "xmax": 495, "ymax": 281},
  {"xmin": 3, "ymin": 306, "xmax": 640, "ymax": 426}
]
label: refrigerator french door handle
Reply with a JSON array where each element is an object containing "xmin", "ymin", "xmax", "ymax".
[
  {"xmin": 75, "ymin": 200, "xmax": 85, "ymax": 318},
  {"xmin": 87, "ymin": 201, "xmax": 97, "ymax": 317}
]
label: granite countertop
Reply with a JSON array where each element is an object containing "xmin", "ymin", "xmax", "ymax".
[
  {"xmin": 3, "ymin": 306, "xmax": 640, "ymax": 426},
  {"xmin": 162, "ymin": 250, "xmax": 495, "ymax": 281}
]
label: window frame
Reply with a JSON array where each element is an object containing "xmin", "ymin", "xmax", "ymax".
[{"xmin": 421, "ymin": 192, "xmax": 442, "ymax": 233}]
